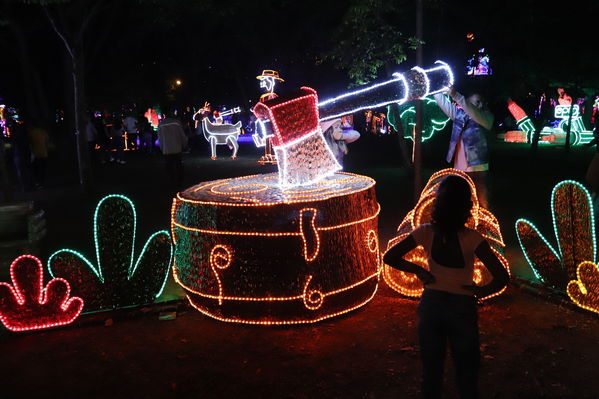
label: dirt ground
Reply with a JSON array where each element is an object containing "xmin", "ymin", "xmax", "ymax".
[
  {"xmin": 1, "ymin": 135, "xmax": 599, "ymax": 398},
  {"xmin": 2, "ymin": 274, "xmax": 598, "ymax": 399}
]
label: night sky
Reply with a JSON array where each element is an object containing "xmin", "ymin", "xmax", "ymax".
[{"xmin": 1, "ymin": 0, "xmax": 598, "ymax": 118}]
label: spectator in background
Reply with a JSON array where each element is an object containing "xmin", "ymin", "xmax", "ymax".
[
  {"xmin": 110, "ymin": 116, "xmax": 126, "ymax": 164},
  {"xmin": 557, "ymin": 87, "xmax": 573, "ymax": 106},
  {"xmin": 84, "ymin": 114, "xmax": 98, "ymax": 163},
  {"xmin": 139, "ymin": 118, "xmax": 154, "ymax": 154},
  {"xmin": 157, "ymin": 109, "xmax": 188, "ymax": 189},
  {"xmin": 8, "ymin": 115, "xmax": 32, "ymax": 191},
  {"xmin": 434, "ymin": 86, "xmax": 494, "ymax": 209},
  {"xmin": 28, "ymin": 119, "xmax": 50, "ymax": 188},
  {"xmin": 122, "ymin": 112, "xmax": 138, "ymax": 150},
  {"xmin": 321, "ymin": 118, "xmax": 360, "ymax": 167},
  {"xmin": 93, "ymin": 112, "xmax": 110, "ymax": 163}
]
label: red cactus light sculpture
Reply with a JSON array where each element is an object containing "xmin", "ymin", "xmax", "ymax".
[
  {"xmin": 0, "ymin": 255, "xmax": 84, "ymax": 332},
  {"xmin": 382, "ymin": 169, "xmax": 510, "ymax": 300}
]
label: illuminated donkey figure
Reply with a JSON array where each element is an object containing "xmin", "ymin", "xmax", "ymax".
[{"xmin": 202, "ymin": 107, "xmax": 242, "ymax": 160}]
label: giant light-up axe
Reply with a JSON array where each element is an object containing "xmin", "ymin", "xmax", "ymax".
[{"xmin": 252, "ymin": 61, "xmax": 454, "ymax": 188}]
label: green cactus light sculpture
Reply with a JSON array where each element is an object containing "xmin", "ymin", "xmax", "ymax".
[
  {"xmin": 516, "ymin": 180, "xmax": 596, "ymax": 291},
  {"xmin": 47, "ymin": 195, "xmax": 173, "ymax": 312}
]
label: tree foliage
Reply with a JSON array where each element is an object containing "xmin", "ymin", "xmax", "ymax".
[{"xmin": 321, "ymin": 0, "xmax": 421, "ymax": 85}]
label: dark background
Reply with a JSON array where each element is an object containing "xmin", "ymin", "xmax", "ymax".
[{"xmin": 2, "ymin": 0, "xmax": 598, "ymax": 119}]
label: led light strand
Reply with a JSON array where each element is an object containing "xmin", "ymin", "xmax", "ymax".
[
  {"xmin": 209, "ymin": 245, "xmax": 233, "ymax": 305},
  {"xmin": 299, "ymin": 208, "xmax": 320, "ymax": 262},
  {"xmin": 392, "ymin": 97, "xmax": 450, "ymax": 142},
  {"xmin": 48, "ymin": 194, "xmax": 173, "ymax": 312},
  {"xmin": 302, "ymin": 275, "xmax": 325, "ymax": 310},
  {"xmin": 515, "ymin": 180, "xmax": 595, "ymax": 291},
  {"xmin": 183, "ymin": 283, "xmax": 378, "ymax": 326},
  {"xmin": 0, "ymin": 255, "xmax": 84, "ymax": 332},
  {"xmin": 551, "ymin": 180, "xmax": 596, "ymax": 267},
  {"xmin": 567, "ymin": 261, "xmax": 599, "ymax": 314},
  {"xmin": 202, "ymin": 119, "xmax": 241, "ymax": 159},
  {"xmin": 172, "ymin": 205, "xmax": 379, "ymax": 235},
  {"xmin": 253, "ymin": 87, "xmax": 342, "ymax": 187},
  {"xmin": 383, "ymin": 168, "xmax": 509, "ymax": 299},
  {"xmin": 174, "ymin": 264, "xmax": 378, "ymax": 305},
  {"xmin": 319, "ymin": 74, "xmax": 409, "ymax": 122},
  {"xmin": 94, "ymin": 194, "xmax": 137, "ymax": 280},
  {"xmin": 177, "ymin": 172, "xmax": 376, "ymax": 207}
]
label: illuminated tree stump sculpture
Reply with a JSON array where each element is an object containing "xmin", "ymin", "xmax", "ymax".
[
  {"xmin": 383, "ymin": 169, "xmax": 510, "ymax": 300},
  {"xmin": 171, "ymin": 172, "xmax": 381, "ymax": 325},
  {"xmin": 171, "ymin": 62, "xmax": 456, "ymax": 324}
]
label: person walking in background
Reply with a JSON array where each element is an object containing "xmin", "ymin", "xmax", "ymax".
[
  {"xmin": 93, "ymin": 112, "xmax": 110, "ymax": 163},
  {"xmin": 8, "ymin": 115, "xmax": 32, "ymax": 191},
  {"xmin": 110, "ymin": 116, "xmax": 126, "ymax": 164},
  {"xmin": 84, "ymin": 113, "xmax": 98, "ymax": 164},
  {"xmin": 433, "ymin": 86, "xmax": 494, "ymax": 209},
  {"xmin": 383, "ymin": 175, "xmax": 509, "ymax": 399},
  {"xmin": 28, "ymin": 118, "xmax": 50, "ymax": 188},
  {"xmin": 139, "ymin": 118, "xmax": 154, "ymax": 154},
  {"xmin": 157, "ymin": 109, "xmax": 188, "ymax": 189},
  {"xmin": 122, "ymin": 112, "xmax": 138, "ymax": 150}
]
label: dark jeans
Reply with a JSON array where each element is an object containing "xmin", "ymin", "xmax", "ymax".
[
  {"xmin": 164, "ymin": 153, "xmax": 183, "ymax": 187},
  {"xmin": 110, "ymin": 136, "xmax": 125, "ymax": 161},
  {"xmin": 417, "ymin": 289, "xmax": 480, "ymax": 399},
  {"xmin": 466, "ymin": 171, "xmax": 489, "ymax": 210},
  {"xmin": 32, "ymin": 157, "xmax": 47, "ymax": 186}
]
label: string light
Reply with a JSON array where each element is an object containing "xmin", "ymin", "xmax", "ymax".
[
  {"xmin": 382, "ymin": 169, "xmax": 510, "ymax": 300},
  {"xmin": 539, "ymin": 105, "xmax": 594, "ymax": 145},
  {"xmin": 175, "ymin": 269, "xmax": 380, "ymax": 325},
  {"xmin": 389, "ymin": 96, "xmax": 450, "ymax": 142},
  {"xmin": 182, "ymin": 283, "xmax": 379, "ymax": 326},
  {"xmin": 551, "ymin": 181, "xmax": 596, "ymax": 276},
  {"xmin": 506, "ymin": 99, "xmax": 536, "ymax": 142},
  {"xmin": 250, "ymin": 62, "xmax": 453, "ymax": 187},
  {"xmin": 202, "ymin": 119, "xmax": 242, "ymax": 160},
  {"xmin": 567, "ymin": 261, "xmax": 599, "ymax": 314},
  {"xmin": 171, "ymin": 172, "xmax": 381, "ymax": 324},
  {"xmin": 178, "ymin": 172, "xmax": 375, "ymax": 206},
  {"xmin": 318, "ymin": 60, "xmax": 453, "ymax": 122},
  {"xmin": 253, "ymin": 87, "xmax": 342, "ymax": 187},
  {"xmin": 0, "ymin": 255, "xmax": 84, "ymax": 332},
  {"xmin": 48, "ymin": 194, "xmax": 173, "ymax": 312},
  {"xmin": 516, "ymin": 180, "xmax": 596, "ymax": 291}
]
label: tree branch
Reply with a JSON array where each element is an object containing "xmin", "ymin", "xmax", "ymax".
[{"xmin": 42, "ymin": 5, "xmax": 74, "ymax": 60}]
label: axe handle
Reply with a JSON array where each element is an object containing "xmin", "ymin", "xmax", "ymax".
[{"xmin": 252, "ymin": 61, "xmax": 453, "ymax": 146}]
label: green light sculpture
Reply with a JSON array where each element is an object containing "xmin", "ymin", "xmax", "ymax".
[{"xmin": 47, "ymin": 195, "xmax": 173, "ymax": 312}]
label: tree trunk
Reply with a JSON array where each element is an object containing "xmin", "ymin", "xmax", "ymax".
[
  {"xmin": 44, "ymin": 6, "xmax": 92, "ymax": 187},
  {"xmin": 413, "ymin": 0, "xmax": 424, "ymax": 203},
  {"xmin": 70, "ymin": 51, "xmax": 92, "ymax": 187},
  {"xmin": 0, "ymin": 140, "xmax": 13, "ymax": 203}
]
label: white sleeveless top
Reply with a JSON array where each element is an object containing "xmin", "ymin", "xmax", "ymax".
[{"xmin": 411, "ymin": 224, "xmax": 484, "ymax": 296}]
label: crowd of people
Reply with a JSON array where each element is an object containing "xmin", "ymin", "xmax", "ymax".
[
  {"xmin": 1, "ymin": 113, "xmax": 51, "ymax": 191},
  {"xmin": 0, "ymin": 104, "xmax": 199, "ymax": 194}
]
